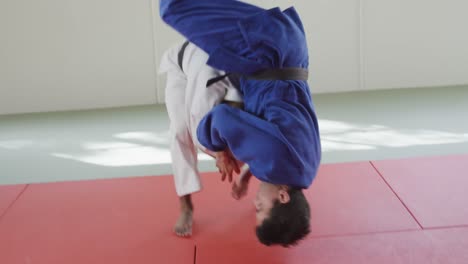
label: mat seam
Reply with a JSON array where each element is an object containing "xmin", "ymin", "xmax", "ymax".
[
  {"xmin": 0, "ymin": 184, "xmax": 29, "ymax": 222},
  {"xmin": 311, "ymin": 227, "xmax": 421, "ymax": 240},
  {"xmin": 311, "ymin": 224, "xmax": 468, "ymax": 240},
  {"xmin": 424, "ymin": 224, "xmax": 468, "ymax": 231},
  {"xmin": 369, "ymin": 161, "xmax": 424, "ymax": 230},
  {"xmin": 193, "ymin": 245, "xmax": 197, "ymax": 264}
]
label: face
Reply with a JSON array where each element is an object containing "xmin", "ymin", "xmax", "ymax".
[{"xmin": 254, "ymin": 182, "xmax": 290, "ymax": 226}]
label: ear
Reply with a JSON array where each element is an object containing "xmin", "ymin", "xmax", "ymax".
[{"xmin": 278, "ymin": 189, "xmax": 290, "ymax": 204}]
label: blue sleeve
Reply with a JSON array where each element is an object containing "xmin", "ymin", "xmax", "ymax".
[
  {"xmin": 197, "ymin": 104, "xmax": 314, "ymax": 187},
  {"xmin": 196, "ymin": 104, "xmax": 290, "ymax": 167}
]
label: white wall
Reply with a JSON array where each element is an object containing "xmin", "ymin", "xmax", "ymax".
[
  {"xmin": 155, "ymin": 0, "xmax": 362, "ymax": 101},
  {"xmin": 0, "ymin": 0, "xmax": 158, "ymax": 115},
  {"xmin": 1, "ymin": 0, "xmax": 468, "ymax": 115},
  {"xmin": 363, "ymin": 0, "xmax": 468, "ymax": 90},
  {"xmin": 292, "ymin": 0, "xmax": 361, "ymax": 93}
]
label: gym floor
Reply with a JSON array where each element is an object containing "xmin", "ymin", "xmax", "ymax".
[
  {"xmin": 1, "ymin": 85, "xmax": 468, "ymax": 263},
  {"xmin": 1, "ymin": 85, "xmax": 467, "ymax": 185}
]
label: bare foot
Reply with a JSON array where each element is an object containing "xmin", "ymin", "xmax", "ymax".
[
  {"xmin": 174, "ymin": 209, "xmax": 193, "ymax": 237},
  {"xmin": 174, "ymin": 195, "xmax": 193, "ymax": 237}
]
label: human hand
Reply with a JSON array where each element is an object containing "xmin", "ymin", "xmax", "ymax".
[
  {"xmin": 214, "ymin": 149, "xmax": 240, "ymax": 183},
  {"xmin": 231, "ymin": 165, "xmax": 251, "ymax": 200},
  {"xmin": 231, "ymin": 177, "xmax": 248, "ymax": 200}
]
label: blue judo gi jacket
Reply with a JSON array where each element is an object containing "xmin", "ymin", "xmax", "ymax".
[{"xmin": 160, "ymin": 0, "xmax": 321, "ymax": 189}]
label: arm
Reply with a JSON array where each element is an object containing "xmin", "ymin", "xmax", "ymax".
[
  {"xmin": 197, "ymin": 104, "xmax": 284, "ymax": 154},
  {"xmin": 238, "ymin": 164, "xmax": 252, "ymax": 183},
  {"xmin": 232, "ymin": 164, "xmax": 252, "ymax": 200},
  {"xmin": 197, "ymin": 104, "xmax": 289, "ymax": 184}
]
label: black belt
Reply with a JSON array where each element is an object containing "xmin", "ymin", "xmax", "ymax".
[
  {"xmin": 246, "ymin": 68, "xmax": 308, "ymax": 81},
  {"xmin": 206, "ymin": 68, "xmax": 308, "ymax": 87},
  {"xmin": 177, "ymin": 41, "xmax": 190, "ymax": 72}
]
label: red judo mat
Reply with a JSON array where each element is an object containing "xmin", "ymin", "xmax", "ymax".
[
  {"xmin": 0, "ymin": 184, "xmax": 26, "ymax": 218},
  {"xmin": 0, "ymin": 155, "xmax": 467, "ymax": 263},
  {"xmin": 196, "ymin": 227, "xmax": 468, "ymax": 264},
  {"xmin": 372, "ymin": 155, "xmax": 468, "ymax": 229}
]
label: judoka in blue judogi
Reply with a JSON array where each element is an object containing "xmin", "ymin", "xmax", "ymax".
[{"xmin": 160, "ymin": 0, "xmax": 321, "ymax": 247}]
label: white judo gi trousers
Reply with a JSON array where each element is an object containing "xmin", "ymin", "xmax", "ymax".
[{"xmin": 159, "ymin": 42, "xmax": 242, "ymax": 196}]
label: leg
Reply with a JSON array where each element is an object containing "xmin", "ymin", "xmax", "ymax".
[
  {"xmin": 165, "ymin": 66, "xmax": 202, "ymax": 197},
  {"xmin": 159, "ymin": 0, "xmax": 265, "ymax": 73},
  {"xmin": 160, "ymin": 0, "xmax": 263, "ymax": 53},
  {"xmin": 174, "ymin": 194, "xmax": 194, "ymax": 237},
  {"xmin": 186, "ymin": 56, "xmax": 227, "ymax": 152},
  {"xmin": 170, "ymin": 127, "xmax": 198, "ymax": 237},
  {"xmin": 165, "ymin": 66, "xmax": 201, "ymax": 237}
]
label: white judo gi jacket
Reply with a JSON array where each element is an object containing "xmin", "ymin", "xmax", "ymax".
[{"xmin": 159, "ymin": 41, "xmax": 242, "ymax": 196}]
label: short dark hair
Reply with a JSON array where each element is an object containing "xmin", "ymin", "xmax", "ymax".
[{"xmin": 256, "ymin": 188, "xmax": 311, "ymax": 247}]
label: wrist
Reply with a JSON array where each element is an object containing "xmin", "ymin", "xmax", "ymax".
[{"xmin": 214, "ymin": 150, "xmax": 226, "ymax": 158}]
